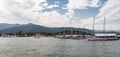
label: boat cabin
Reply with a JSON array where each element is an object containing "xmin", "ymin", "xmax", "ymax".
[
  {"xmin": 95, "ymin": 33, "xmax": 117, "ymax": 38},
  {"xmin": 117, "ymin": 35, "xmax": 120, "ymax": 38}
]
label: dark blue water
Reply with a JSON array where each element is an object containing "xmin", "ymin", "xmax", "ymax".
[{"xmin": 0, "ymin": 37, "xmax": 120, "ymax": 57}]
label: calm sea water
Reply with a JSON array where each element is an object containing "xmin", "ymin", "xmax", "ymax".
[{"xmin": 0, "ymin": 37, "xmax": 120, "ymax": 57}]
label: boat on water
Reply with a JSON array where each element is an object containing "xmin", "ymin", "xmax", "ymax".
[
  {"xmin": 88, "ymin": 17, "xmax": 118, "ymax": 41},
  {"xmin": 117, "ymin": 35, "xmax": 120, "ymax": 39},
  {"xmin": 55, "ymin": 19, "xmax": 86, "ymax": 39},
  {"xmin": 88, "ymin": 33, "xmax": 118, "ymax": 41},
  {"xmin": 55, "ymin": 34, "xmax": 86, "ymax": 39}
]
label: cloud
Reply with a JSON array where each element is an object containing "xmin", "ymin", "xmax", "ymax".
[
  {"xmin": 0, "ymin": 0, "xmax": 102, "ymax": 28},
  {"xmin": 37, "ymin": 11, "xmax": 69, "ymax": 27},
  {"xmin": 97, "ymin": 0, "xmax": 120, "ymax": 19},
  {"xmin": 67, "ymin": 0, "xmax": 100, "ymax": 9},
  {"xmin": 46, "ymin": 4, "xmax": 59, "ymax": 9},
  {"xmin": 0, "ymin": 0, "xmax": 70, "ymax": 27},
  {"xmin": 0, "ymin": 0, "xmax": 119, "ymax": 30},
  {"xmin": 65, "ymin": 0, "xmax": 100, "ymax": 19},
  {"xmin": 0, "ymin": 0, "xmax": 46, "ymax": 23},
  {"xmin": 96, "ymin": 0, "xmax": 120, "ymax": 30},
  {"xmin": 75, "ymin": 0, "xmax": 120, "ymax": 30}
]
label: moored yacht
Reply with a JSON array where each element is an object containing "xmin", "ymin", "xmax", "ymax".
[
  {"xmin": 88, "ymin": 17, "xmax": 118, "ymax": 41},
  {"xmin": 88, "ymin": 33, "xmax": 118, "ymax": 41}
]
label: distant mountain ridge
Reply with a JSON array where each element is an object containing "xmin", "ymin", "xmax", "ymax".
[
  {"xmin": 0, "ymin": 23, "xmax": 21, "ymax": 30},
  {"xmin": 0, "ymin": 23, "xmax": 91, "ymax": 33},
  {"xmin": 95, "ymin": 30, "xmax": 120, "ymax": 34},
  {"xmin": 0, "ymin": 23, "xmax": 119, "ymax": 34}
]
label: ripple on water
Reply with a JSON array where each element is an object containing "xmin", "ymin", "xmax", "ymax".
[{"xmin": 0, "ymin": 37, "xmax": 120, "ymax": 57}]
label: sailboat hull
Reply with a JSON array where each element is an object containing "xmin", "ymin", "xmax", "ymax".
[{"xmin": 88, "ymin": 38, "xmax": 118, "ymax": 41}]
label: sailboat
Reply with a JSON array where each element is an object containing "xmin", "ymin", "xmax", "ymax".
[
  {"xmin": 88, "ymin": 17, "xmax": 118, "ymax": 41},
  {"xmin": 55, "ymin": 19, "xmax": 81, "ymax": 39}
]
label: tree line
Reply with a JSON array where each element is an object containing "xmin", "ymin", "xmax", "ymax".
[{"xmin": 0, "ymin": 30, "xmax": 92, "ymax": 37}]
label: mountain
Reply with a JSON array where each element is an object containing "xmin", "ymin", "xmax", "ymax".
[
  {"xmin": 0, "ymin": 23, "xmax": 91, "ymax": 33},
  {"xmin": 0, "ymin": 23, "xmax": 52, "ymax": 33},
  {"xmin": 0, "ymin": 23, "xmax": 119, "ymax": 34},
  {"xmin": 95, "ymin": 30, "xmax": 120, "ymax": 34},
  {"xmin": 0, "ymin": 23, "xmax": 21, "ymax": 30}
]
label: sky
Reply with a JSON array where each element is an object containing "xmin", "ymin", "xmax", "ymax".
[{"xmin": 0, "ymin": 0, "xmax": 120, "ymax": 30}]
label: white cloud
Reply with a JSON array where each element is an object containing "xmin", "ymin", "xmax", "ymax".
[
  {"xmin": 96, "ymin": 0, "xmax": 120, "ymax": 30},
  {"xmin": 97, "ymin": 0, "xmax": 120, "ymax": 18},
  {"xmin": 0, "ymin": 0, "xmax": 6, "ymax": 12},
  {"xmin": 0, "ymin": 0, "xmax": 13, "ymax": 18},
  {"xmin": 67, "ymin": 0, "xmax": 100, "ymax": 9},
  {"xmin": 46, "ymin": 4, "xmax": 58, "ymax": 9},
  {"xmin": 0, "ymin": 0, "xmax": 119, "ymax": 30},
  {"xmin": 37, "ymin": 11, "xmax": 69, "ymax": 27},
  {"xmin": 41, "ymin": 3, "xmax": 48, "ymax": 7},
  {"xmin": 75, "ymin": 0, "xmax": 120, "ymax": 30},
  {"xmin": 65, "ymin": 0, "xmax": 100, "ymax": 21},
  {"xmin": 0, "ymin": 0, "xmax": 47, "ymax": 24},
  {"xmin": 0, "ymin": 0, "xmax": 70, "ymax": 27}
]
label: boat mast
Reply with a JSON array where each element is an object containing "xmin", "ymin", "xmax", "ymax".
[
  {"xmin": 71, "ymin": 27, "xmax": 73, "ymax": 35},
  {"xmin": 59, "ymin": 31, "xmax": 61, "ymax": 35},
  {"xmin": 103, "ymin": 17, "xmax": 106, "ymax": 34},
  {"xmin": 92, "ymin": 17, "xmax": 95, "ymax": 36},
  {"xmin": 70, "ymin": 19, "xmax": 73, "ymax": 35}
]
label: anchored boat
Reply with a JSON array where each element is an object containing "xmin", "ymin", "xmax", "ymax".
[
  {"xmin": 88, "ymin": 33, "xmax": 118, "ymax": 41},
  {"xmin": 88, "ymin": 17, "xmax": 118, "ymax": 41}
]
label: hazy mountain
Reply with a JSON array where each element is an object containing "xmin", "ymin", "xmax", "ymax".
[
  {"xmin": 95, "ymin": 30, "xmax": 120, "ymax": 34},
  {"xmin": 0, "ymin": 23, "xmax": 21, "ymax": 30},
  {"xmin": 0, "ymin": 23, "xmax": 91, "ymax": 33},
  {"xmin": 0, "ymin": 23, "xmax": 119, "ymax": 34}
]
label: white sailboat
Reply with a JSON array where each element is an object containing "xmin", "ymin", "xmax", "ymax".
[{"xmin": 88, "ymin": 17, "xmax": 118, "ymax": 41}]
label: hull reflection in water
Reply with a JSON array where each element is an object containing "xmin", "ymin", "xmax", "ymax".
[{"xmin": 88, "ymin": 37, "xmax": 118, "ymax": 41}]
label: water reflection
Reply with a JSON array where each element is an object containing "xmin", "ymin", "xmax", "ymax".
[{"xmin": 0, "ymin": 37, "xmax": 120, "ymax": 57}]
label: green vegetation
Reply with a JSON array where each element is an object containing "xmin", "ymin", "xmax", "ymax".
[
  {"xmin": 0, "ymin": 30, "xmax": 91, "ymax": 37},
  {"xmin": 55, "ymin": 30, "xmax": 91, "ymax": 35}
]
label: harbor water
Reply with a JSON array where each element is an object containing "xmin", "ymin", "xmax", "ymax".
[{"xmin": 0, "ymin": 37, "xmax": 120, "ymax": 57}]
